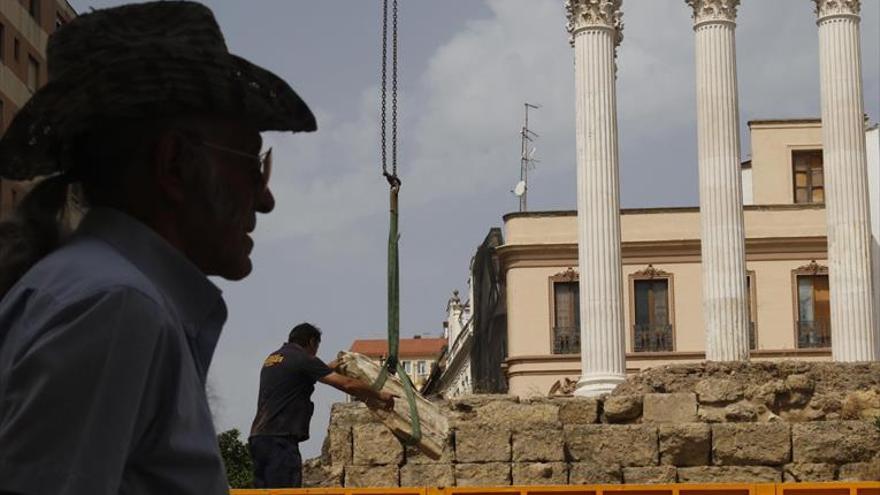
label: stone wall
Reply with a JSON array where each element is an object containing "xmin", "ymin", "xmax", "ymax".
[{"xmin": 305, "ymin": 362, "xmax": 880, "ymax": 487}]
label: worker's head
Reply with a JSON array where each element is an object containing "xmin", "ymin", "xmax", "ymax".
[
  {"xmin": 0, "ymin": 1, "xmax": 317, "ymax": 295},
  {"xmin": 289, "ymin": 322, "xmax": 322, "ymax": 355}
]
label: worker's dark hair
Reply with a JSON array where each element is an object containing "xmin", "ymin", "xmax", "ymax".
[{"xmin": 289, "ymin": 322, "xmax": 322, "ymax": 346}]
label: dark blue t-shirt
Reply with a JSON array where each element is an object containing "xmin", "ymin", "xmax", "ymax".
[{"xmin": 249, "ymin": 343, "xmax": 332, "ymax": 440}]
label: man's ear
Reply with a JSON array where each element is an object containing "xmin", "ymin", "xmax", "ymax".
[{"xmin": 153, "ymin": 131, "xmax": 191, "ymax": 204}]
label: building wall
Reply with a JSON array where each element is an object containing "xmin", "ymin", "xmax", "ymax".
[{"xmin": 749, "ymin": 120, "xmax": 823, "ymax": 205}]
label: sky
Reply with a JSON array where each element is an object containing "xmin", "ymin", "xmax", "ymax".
[{"xmin": 68, "ymin": 0, "xmax": 880, "ymax": 459}]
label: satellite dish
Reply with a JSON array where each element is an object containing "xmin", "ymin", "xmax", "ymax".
[{"xmin": 513, "ymin": 180, "xmax": 526, "ymax": 197}]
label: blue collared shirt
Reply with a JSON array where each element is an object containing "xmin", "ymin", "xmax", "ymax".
[{"xmin": 0, "ymin": 208, "xmax": 229, "ymax": 495}]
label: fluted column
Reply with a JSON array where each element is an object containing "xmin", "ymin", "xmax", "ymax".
[
  {"xmin": 686, "ymin": 0, "xmax": 750, "ymax": 361},
  {"xmin": 565, "ymin": 0, "xmax": 626, "ymax": 396},
  {"xmin": 814, "ymin": 0, "xmax": 878, "ymax": 361}
]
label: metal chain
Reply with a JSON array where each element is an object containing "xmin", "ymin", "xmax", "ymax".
[
  {"xmin": 380, "ymin": 0, "xmax": 388, "ymax": 177},
  {"xmin": 391, "ymin": 0, "xmax": 398, "ymax": 178}
]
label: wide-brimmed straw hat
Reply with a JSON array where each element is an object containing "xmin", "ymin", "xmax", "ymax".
[{"xmin": 0, "ymin": 0, "xmax": 317, "ymax": 181}]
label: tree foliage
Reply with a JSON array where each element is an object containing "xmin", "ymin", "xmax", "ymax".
[{"xmin": 217, "ymin": 428, "xmax": 253, "ymax": 488}]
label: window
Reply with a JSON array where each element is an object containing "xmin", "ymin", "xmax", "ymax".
[
  {"xmin": 402, "ymin": 361, "xmax": 411, "ymax": 374},
  {"xmin": 27, "ymin": 55, "xmax": 39, "ymax": 92},
  {"xmin": 793, "ymin": 262, "xmax": 831, "ymax": 348},
  {"xmin": 631, "ymin": 265, "xmax": 674, "ymax": 352},
  {"xmin": 416, "ymin": 361, "xmax": 426, "ymax": 376},
  {"xmin": 793, "ymin": 150, "xmax": 824, "ymax": 204},
  {"xmin": 550, "ymin": 268, "xmax": 579, "ymax": 354},
  {"xmin": 746, "ymin": 272, "xmax": 757, "ymax": 350},
  {"xmin": 29, "ymin": 0, "xmax": 40, "ymax": 22}
]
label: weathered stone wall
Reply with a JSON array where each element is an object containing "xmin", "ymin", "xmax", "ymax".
[{"xmin": 305, "ymin": 362, "xmax": 880, "ymax": 487}]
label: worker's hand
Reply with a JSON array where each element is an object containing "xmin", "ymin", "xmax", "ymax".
[{"xmin": 378, "ymin": 391, "xmax": 396, "ymax": 410}]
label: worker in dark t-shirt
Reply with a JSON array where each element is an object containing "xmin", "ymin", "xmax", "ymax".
[{"xmin": 249, "ymin": 322, "xmax": 394, "ymax": 488}]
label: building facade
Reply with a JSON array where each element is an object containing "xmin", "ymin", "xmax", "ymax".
[
  {"xmin": 501, "ymin": 119, "xmax": 880, "ymax": 398},
  {"xmin": 0, "ymin": 0, "xmax": 75, "ymax": 217}
]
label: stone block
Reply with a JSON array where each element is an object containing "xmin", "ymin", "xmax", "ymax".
[
  {"xmin": 455, "ymin": 424, "xmax": 511, "ymax": 463},
  {"xmin": 344, "ymin": 464, "xmax": 399, "ymax": 487},
  {"xmin": 400, "ymin": 464, "xmax": 455, "ymax": 487},
  {"xmin": 330, "ymin": 402, "xmax": 375, "ymax": 427},
  {"xmin": 623, "ymin": 466, "xmax": 677, "ymax": 484},
  {"xmin": 327, "ymin": 426, "xmax": 352, "ymax": 465},
  {"xmin": 659, "ymin": 423, "xmax": 711, "ymax": 466},
  {"xmin": 406, "ymin": 434, "xmax": 454, "ymax": 464},
  {"xmin": 696, "ymin": 378, "xmax": 744, "ymax": 404},
  {"xmin": 512, "ymin": 462, "xmax": 568, "ymax": 485},
  {"xmin": 643, "ymin": 393, "xmax": 698, "ymax": 423},
  {"xmin": 513, "ymin": 427, "xmax": 564, "ymax": 462},
  {"xmin": 302, "ymin": 460, "xmax": 344, "ymax": 488},
  {"xmin": 793, "ymin": 421, "xmax": 880, "ymax": 464},
  {"xmin": 352, "ymin": 423, "xmax": 404, "ymax": 466},
  {"xmin": 712, "ymin": 423, "xmax": 791, "ymax": 466},
  {"xmin": 604, "ymin": 394, "xmax": 643, "ymax": 423},
  {"xmin": 565, "ymin": 424, "xmax": 658, "ymax": 466},
  {"xmin": 449, "ymin": 396, "xmax": 557, "ymax": 429},
  {"xmin": 841, "ymin": 389, "xmax": 880, "ymax": 420},
  {"xmin": 838, "ymin": 461, "xmax": 880, "ymax": 481},
  {"xmin": 677, "ymin": 466, "xmax": 781, "ymax": 483},
  {"xmin": 782, "ymin": 463, "xmax": 837, "ymax": 482},
  {"xmin": 454, "ymin": 462, "xmax": 511, "ymax": 487},
  {"xmin": 569, "ymin": 463, "xmax": 622, "ymax": 484},
  {"xmin": 558, "ymin": 397, "xmax": 600, "ymax": 424}
]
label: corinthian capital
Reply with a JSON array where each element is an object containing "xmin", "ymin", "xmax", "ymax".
[
  {"xmin": 686, "ymin": 0, "xmax": 740, "ymax": 25},
  {"xmin": 565, "ymin": 0, "xmax": 623, "ymax": 47},
  {"xmin": 813, "ymin": 0, "xmax": 861, "ymax": 20}
]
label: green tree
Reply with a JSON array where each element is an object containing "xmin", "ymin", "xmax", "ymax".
[{"xmin": 217, "ymin": 428, "xmax": 253, "ymax": 488}]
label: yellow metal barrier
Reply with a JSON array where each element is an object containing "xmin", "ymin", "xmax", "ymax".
[{"xmin": 230, "ymin": 482, "xmax": 880, "ymax": 495}]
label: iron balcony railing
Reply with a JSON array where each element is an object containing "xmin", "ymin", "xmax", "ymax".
[
  {"xmin": 633, "ymin": 323, "xmax": 673, "ymax": 352},
  {"xmin": 798, "ymin": 319, "xmax": 831, "ymax": 348},
  {"xmin": 552, "ymin": 326, "xmax": 580, "ymax": 354}
]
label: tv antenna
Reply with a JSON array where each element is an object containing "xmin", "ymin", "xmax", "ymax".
[{"xmin": 514, "ymin": 102, "xmax": 540, "ymax": 212}]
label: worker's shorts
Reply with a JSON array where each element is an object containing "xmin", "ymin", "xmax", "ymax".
[{"xmin": 249, "ymin": 435, "xmax": 302, "ymax": 488}]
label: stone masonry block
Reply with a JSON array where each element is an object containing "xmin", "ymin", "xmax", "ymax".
[
  {"xmin": 677, "ymin": 466, "xmax": 782, "ymax": 483},
  {"xmin": 455, "ymin": 424, "xmax": 511, "ymax": 463},
  {"xmin": 327, "ymin": 426, "xmax": 352, "ymax": 465},
  {"xmin": 406, "ymin": 434, "xmax": 454, "ymax": 464},
  {"xmin": 783, "ymin": 463, "xmax": 837, "ymax": 482},
  {"xmin": 513, "ymin": 427, "xmax": 565, "ymax": 462},
  {"xmin": 660, "ymin": 423, "xmax": 711, "ymax": 466},
  {"xmin": 345, "ymin": 464, "xmax": 399, "ymax": 487},
  {"xmin": 696, "ymin": 378, "xmax": 744, "ymax": 404},
  {"xmin": 455, "ymin": 462, "xmax": 511, "ymax": 487},
  {"xmin": 569, "ymin": 463, "xmax": 622, "ymax": 484},
  {"xmin": 352, "ymin": 423, "xmax": 404, "ymax": 466},
  {"xmin": 712, "ymin": 423, "xmax": 791, "ymax": 466},
  {"xmin": 793, "ymin": 421, "xmax": 880, "ymax": 464},
  {"xmin": 623, "ymin": 466, "xmax": 677, "ymax": 484},
  {"xmin": 400, "ymin": 464, "xmax": 455, "ymax": 487},
  {"xmin": 302, "ymin": 460, "xmax": 344, "ymax": 488},
  {"xmin": 643, "ymin": 393, "xmax": 698, "ymax": 423},
  {"xmin": 512, "ymin": 462, "xmax": 568, "ymax": 485},
  {"xmin": 558, "ymin": 398, "xmax": 599, "ymax": 424},
  {"xmin": 838, "ymin": 461, "xmax": 880, "ymax": 482},
  {"xmin": 565, "ymin": 424, "xmax": 658, "ymax": 466},
  {"xmin": 604, "ymin": 394, "xmax": 643, "ymax": 423}
]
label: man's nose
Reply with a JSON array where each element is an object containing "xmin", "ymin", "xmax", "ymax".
[{"xmin": 256, "ymin": 186, "xmax": 275, "ymax": 213}]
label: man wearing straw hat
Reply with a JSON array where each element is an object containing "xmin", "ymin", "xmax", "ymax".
[{"xmin": 0, "ymin": 2, "xmax": 316, "ymax": 493}]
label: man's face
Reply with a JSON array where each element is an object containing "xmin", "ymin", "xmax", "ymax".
[{"xmin": 181, "ymin": 119, "xmax": 275, "ymax": 280}]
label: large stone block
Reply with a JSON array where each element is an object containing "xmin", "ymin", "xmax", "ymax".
[
  {"xmin": 512, "ymin": 462, "xmax": 568, "ymax": 485},
  {"xmin": 565, "ymin": 424, "xmax": 658, "ymax": 466},
  {"xmin": 352, "ymin": 423, "xmax": 404, "ymax": 466},
  {"xmin": 302, "ymin": 460, "xmax": 344, "ymax": 488},
  {"xmin": 841, "ymin": 389, "xmax": 880, "ymax": 420},
  {"xmin": 838, "ymin": 461, "xmax": 880, "ymax": 482},
  {"xmin": 406, "ymin": 434, "xmax": 454, "ymax": 464},
  {"xmin": 330, "ymin": 402, "xmax": 375, "ymax": 427},
  {"xmin": 677, "ymin": 466, "xmax": 781, "ymax": 483},
  {"xmin": 449, "ymin": 396, "xmax": 557, "ymax": 429},
  {"xmin": 659, "ymin": 424, "xmax": 711, "ymax": 466},
  {"xmin": 792, "ymin": 421, "xmax": 880, "ymax": 464},
  {"xmin": 454, "ymin": 462, "xmax": 511, "ymax": 487},
  {"xmin": 455, "ymin": 424, "xmax": 511, "ymax": 463},
  {"xmin": 604, "ymin": 394, "xmax": 643, "ymax": 423},
  {"xmin": 782, "ymin": 463, "xmax": 837, "ymax": 482},
  {"xmin": 569, "ymin": 463, "xmax": 622, "ymax": 484},
  {"xmin": 558, "ymin": 397, "xmax": 600, "ymax": 424},
  {"xmin": 513, "ymin": 427, "xmax": 564, "ymax": 462},
  {"xmin": 400, "ymin": 464, "xmax": 455, "ymax": 487},
  {"xmin": 643, "ymin": 393, "xmax": 698, "ymax": 423},
  {"xmin": 696, "ymin": 378, "xmax": 744, "ymax": 404},
  {"xmin": 712, "ymin": 423, "xmax": 791, "ymax": 466},
  {"xmin": 327, "ymin": 426, "xmax": 352, "ymax": 465},
  {"xmin": 344, "ymin": 464, "xmax": 399, "ymax": 487},
  {"xmin": 623, "ymin": 466, "xmax": 677, "ymax": 484}
]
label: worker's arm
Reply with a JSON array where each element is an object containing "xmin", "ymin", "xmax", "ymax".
[{"xmin": 319, "ymin": 372, "xmax": 395, "ymax": 410}]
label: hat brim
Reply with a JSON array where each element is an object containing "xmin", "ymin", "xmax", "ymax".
[{"xmin": 0, "ymin": 50, "xmax": 317, "ymax": 180}]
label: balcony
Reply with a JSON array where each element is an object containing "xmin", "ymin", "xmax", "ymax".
[
  {"xmin": 633, "ymin": 323, "xmax": 673, "ymax": 352},
  {"xmin": 553, "ymin": 326, "xmax": 580, "ymax": 355},
  {"xmin": 798, "ymin": 319, "xmax": 831, "ymax": 348}
]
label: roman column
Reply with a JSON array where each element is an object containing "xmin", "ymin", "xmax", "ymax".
[
  {"xmin": 687, "ymin": 0, "xmax": 751, "ymax": 361},
  {"xmin": 565, "ymin": 0, "xmax": 627, "ymax": 395},
  {"xmin": 813, "ymin": 0, "xmax": 878, "ymax": 361}
]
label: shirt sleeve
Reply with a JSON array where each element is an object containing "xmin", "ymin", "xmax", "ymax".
[
  {"xmin": 0, "ymin": 287, "xmax": 171, "ymax": 495},
  {"xmin": 305, "ymin": 354, "xmax": 332, "ymax": 381}
]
